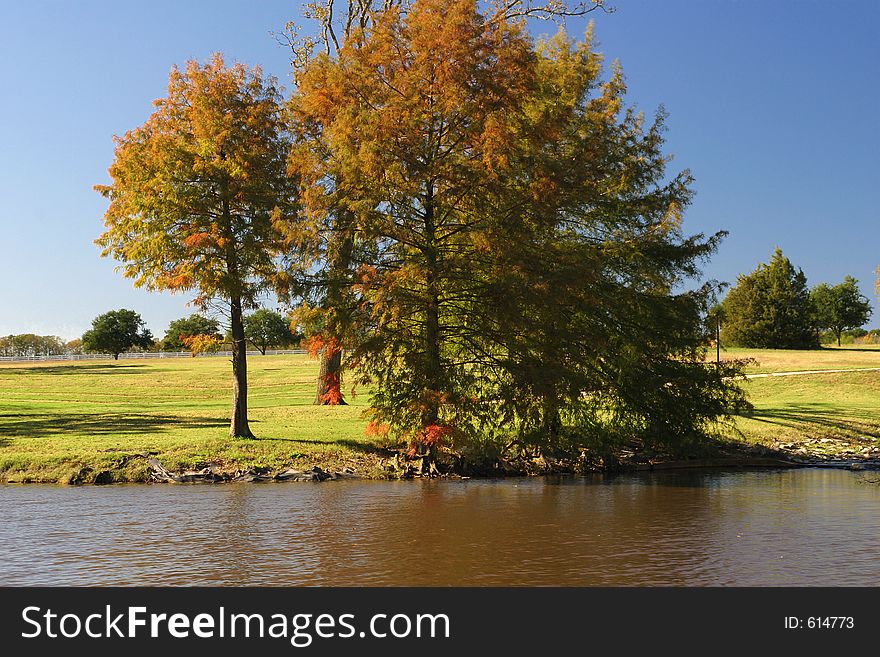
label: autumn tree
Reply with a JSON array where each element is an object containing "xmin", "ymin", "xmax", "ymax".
[
  {"xmin": 289, "ymin": 0, "xmax": 544, "ymax": 463},
  {"xmin": 161, "ymin": 314, "xmax": 222, "ymax": 351},
  {"xmin": 811, "ymin": 276, "xmax": 872, "ymax": 346},
  {"xmin": 243, "ymin": 308, "xmax": 297, "ymax": 355},
  {"xmin": 281, "ymin": 0, "xmax": 612, "ymax": 407},
  {"xmin": 289, "ymin": 0, "xmax": 746, "ymax": 468},
  {"xmin": 95, "ymin": 55, "xmax": 297, "ymax": 437},
  {"xmin": 721, "ymin": 248, "xmax": 818, "ymax": 349},
  {"xmin": 181, "ymin": 333, "xmax": 223, "ymax": 357},
  {"xmin": 454, "ymin": 28, "xmax": 749, "ymax": 459},
  {"xmin": 81, "ymin": 309, "xmax": 153, "ymax": 359}
]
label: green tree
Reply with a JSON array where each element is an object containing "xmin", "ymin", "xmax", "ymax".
[
  {"xmin": 243, "ymin": 309, "xmax": 297, "ymax": 355},
  {"xmin": 811, "ymin": 276, "xmax": 872, "ymax": 347},
  {"xmin": 721, "ymin": 248, "xmax": 818, "ymax": 349},
  {"xmin": 95, "ymin": 55, "xmax": 298, "ymax": 437},
  {"xmin": 81, "ymin": 310, "xmax": 154, "ymax": 359},
  {"xmin": 162, "ymin": 314, "xmax": 222, "ymax": 352}
]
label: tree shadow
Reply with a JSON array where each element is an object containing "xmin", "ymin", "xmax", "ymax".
[
  {"xmin": 0, "ymin": 412, "xmax": 228, "ymax": 439},
  {"xmin": 0, "ymin": 363, "xmax": 151, "ymax": 375},
  {"xmin": 817, "ymin": 347, "xmax": 880, "ymax": 353},
  {"xmin": 249, "ymin": 435, "xmax": 394, "ymax": 456},
  {"xmin": 742, "ymin": 403, "xmax": 880, "ymax": 438}
]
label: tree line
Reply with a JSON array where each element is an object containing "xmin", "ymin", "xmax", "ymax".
[
  {"xmin": 1, "ymin": 309, "xmax": 299, "ymax": 359},
  {"xmin": 714, "ymin": 248, "xmax": 873, "ymax": 349},
  {"xmin": 0, "ymin": 334, "xmax": 70, "ymax": 358},
  {"xmin": 77, "ymin": 308, "xmax": 299, "ymax": 359},
  {"xmin": 93, "ymin": 0, "xmax": 748, "ymax": 468}
]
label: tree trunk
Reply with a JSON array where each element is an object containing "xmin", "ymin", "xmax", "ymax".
[
  {"xmin": 113, "ymin": 354, "xmax": 119, "ymax": 361},
  {"xmin": 423, "ymin": 180, "xmax": 441, "ymax": 428},
  {"xmin": 229, "ymin": 297, "xmax": 254, "ymax": 438},
  {"xmin": 314, "ymin": 346, "xmax": 346, "ymax": 405},
  {"xmin": 312, "ymin": 216, "xmax": 355, "ymax": 405}
]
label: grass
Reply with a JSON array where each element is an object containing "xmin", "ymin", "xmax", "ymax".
[
  {"xmin": 1, "ymin": 347, "xmax": 879, "ymax": 483},
  {"xmin": 0, "ymin": 355, "xmax": 385, "ymax": 483},
  {"xmin": 715, "ymin": 346, "xmax": 880, "ymax": 459},
  {"xmin": 714, "ymin": 344, "xmax": 880, "ymax": 374}
]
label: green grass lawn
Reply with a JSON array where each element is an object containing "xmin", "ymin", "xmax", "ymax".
[
  {"xmin": 2, "ymin": 347, "xmax": 879, "ymax": 483},
  {"xmin": 731, "ymin": 372, "xmax": 880, "ymax": 458},
  {"xmin": 718, "ymin": 347, "xmax": 880, "ymax": 458},
  {"xmin": 0, "ymin": 355, "xmax": 383, "ymax": 483}
]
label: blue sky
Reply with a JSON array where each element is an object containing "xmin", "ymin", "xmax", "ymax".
[{"xmin": 1, "ymin": 0, "xmax": 877, "ymax": 339}]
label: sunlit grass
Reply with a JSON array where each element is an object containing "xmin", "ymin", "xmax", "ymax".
[
  {"xmin": 712, "ymin": 345, "xmax": 880, "ymax": 374},
  {"xmin": 2, "ymin": 348, "xmax": 879, "ymax": 483},
  {"xmin": 0, "ymin": 355, "xmax": 381, "ymax": 483}
]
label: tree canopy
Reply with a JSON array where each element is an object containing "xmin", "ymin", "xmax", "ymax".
[
  {"xmin": 288, "ymin": 0, "xmax": 748, "ymax": 465},
  {"xmin": 81, "ymin": 309, "xmax": 153, "ymax": 359},
  {"xmin": 161, "ymin": 314, "xmax": 222, "ymax": 352},
  {"xmin": 721, "ymin": 248, "xmax": 818, "ymax": 349},
  {"xmin": 95, "ymin": 54, "xmax": 298, "ymax": 437},
  {"xmin": 812, "ymin": 276, "xmax": 872, "ymax": 346},
  {"xmin": 243, "ymin": 309, "xmax": 298, "ymax": 355}
]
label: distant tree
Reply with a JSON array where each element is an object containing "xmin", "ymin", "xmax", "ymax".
[
  {"xmin": 66, "ymin": 338, "xmax": 83, "ymax": 355},
  {"xmin": 181, "ymin": 333, "xmax": 223, "ymax": 357},
  {"xmin": 81, "ymin": 310, "xmax": 153, "ymax": 359},
  {"xmin": 95, "ymin": 55, "xmax": 298, "ymax": 437},
  {"xmin": 243, "ymin": 309, "xmax": 296, "ymax": 355},
  {"xmin": 811, "ymin": 276, "xmax": 872, "ymax": 347},
  {"xmin": 0, "ymin": 334, "xmax": 64, "ymax": 357},
  {"xmin": 162, "ymin": 314, "xmax": 222, "ymax": 352},
  {"xmin": 721, "ymin": 248, "xmax": 818, "ymax": 349}
]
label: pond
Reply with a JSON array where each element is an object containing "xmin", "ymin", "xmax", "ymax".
[{"xmin": 2, "ymin": 468, "xmax": 878, "ymax": 586}]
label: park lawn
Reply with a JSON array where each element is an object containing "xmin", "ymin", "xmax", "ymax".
[
  {"xmin": 715, "ymin": 345, "xmax": 880, "ymax": 374},
  {"xmin": 710, "ymin": 347, "xmax": 880, "ymax": 458},
  {"xmin": 0, "ymin": 355, "xmax": 385, "ymax": 484},
  {"xmin": 728, "ymin": 371, "xmax": 880, "ymax": 459},
  {"xmin": 2, "ymin": 348, "xmax": 880, "ymax": 483}
]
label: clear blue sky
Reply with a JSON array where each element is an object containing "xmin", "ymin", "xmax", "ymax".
[{"xmin": 1, "ymin": 0, "xmax": 877, "ymax": 339}]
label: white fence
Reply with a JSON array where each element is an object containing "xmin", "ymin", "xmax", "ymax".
[{"xmin": 0, "ymin": 349, "xmax": 307, "ymax": 363}]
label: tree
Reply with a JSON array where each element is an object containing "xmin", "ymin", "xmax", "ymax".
[
  {"xmin": 280, "ymin": 0, "xmax": 612, "ymax": 408},
  {"xmin": 243, "ymin": 308, "xmax": 297, "ymax": 355},
  {"xmin": 289, "ymin": 0, "xmax": 747, "ymax": 466},
  {"xmin": 812, "ymin": 276, "xmax": 872, "ymax": 346},
  {"xmin": 162, "ymin": 314, "xmax": 222, "ymax": 352},
  {"xmin": 721, "ymin": 248, "xmax": 818, "ymax": 349},
  {"xmin": 181, "ymin": 333, "xmax": 223, "ymax": 357},
  {"xmin": 95, "ymin": 55, "xmax": 298, "ymax": 437},
  {"xmin": 81, "ymin": 310, "xmax": 153, "ymax": 359}
]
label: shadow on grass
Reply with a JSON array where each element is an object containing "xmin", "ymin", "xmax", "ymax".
[
  {"xmin": 742, "ymin": 403, "xmax": 880, "ymax": 438},
  {"xmin": 0, "ymin": 363, "xmax": 151, "ymax": 375},
  {"xmin": 817, "ymin": 347, "xmax": 880, "ymax": 353},
  {"xmin": 0, "ymin": 412, "xmax": 228, "ymax": 438},
  {"xmin": 249, "ymin": 435, "xmax": 394, "ymax": 456}
]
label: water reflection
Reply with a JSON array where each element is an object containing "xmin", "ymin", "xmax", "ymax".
[{"xmin": 1, "ymin": 469, "xmax": 878, "ymax": 586}]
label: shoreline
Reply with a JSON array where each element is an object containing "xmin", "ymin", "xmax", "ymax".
[{"xmin": 3, "ymin": 444, "xmax": 879, "ymax": 486}]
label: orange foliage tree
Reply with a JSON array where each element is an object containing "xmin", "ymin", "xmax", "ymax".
[
  {"xmin": 289, "ymin": 0, "xmax": 537, "ymax": 461},
  {"xmin": 95, "ymin": 54, "xmax": 297, "ymax": 438},
  {"xmin": 288, "ymin": 0, "xmax": 748, "ymax": 467}
]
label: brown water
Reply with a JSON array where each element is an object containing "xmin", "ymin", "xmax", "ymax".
[{"xmin": 2, "ymin": 468, "xmax": 879, "ymax": 586}]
